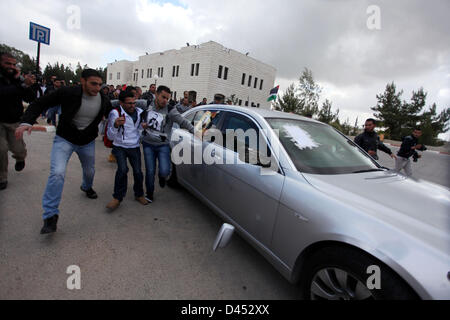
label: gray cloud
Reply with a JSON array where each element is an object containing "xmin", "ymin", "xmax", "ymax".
[{"xmin": 1, "ymin": 0, "xmax": 448, "ymax": 138}]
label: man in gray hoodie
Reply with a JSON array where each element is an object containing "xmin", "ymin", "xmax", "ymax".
[{"xmin": 141, "ymin": 85, "xmax": 194, "ymax": 202}]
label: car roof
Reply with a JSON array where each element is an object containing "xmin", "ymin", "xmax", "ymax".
[{"xmin": 190, "ymin": 105, "xmax": 322, "ymax": 124}]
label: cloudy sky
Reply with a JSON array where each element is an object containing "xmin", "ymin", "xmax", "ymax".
[{"xmin": 1, "ymin": 0, "xmax": 449, "ymax": 139}]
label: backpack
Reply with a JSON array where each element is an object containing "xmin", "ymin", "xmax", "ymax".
[{"xmin": 103, "ymin": 108, "xmax": 124, "ymax": 148}]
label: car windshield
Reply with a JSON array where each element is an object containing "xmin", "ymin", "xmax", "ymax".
[{"xmin": 267, "ymin": 118, "xmax": 381, "ymax": 175}]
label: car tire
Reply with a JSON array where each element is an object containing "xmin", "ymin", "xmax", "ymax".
[{"xmin": 300, "ymin": 246, "xmax": 419, "ymax": 300}]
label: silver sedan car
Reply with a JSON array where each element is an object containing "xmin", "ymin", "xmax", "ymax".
[{"xmin": 170, "ymin": 105, "xmax": 450, "ymax": 300}]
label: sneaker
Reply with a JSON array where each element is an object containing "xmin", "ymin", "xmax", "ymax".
[
  {"xmin": 0, "ymin": 181, "xmax": 7, "ymax": 190},
  {"xmin": 106, "ymin": 198, "xmax": 121, "ymax": 211},
  {"xmin": 80, "ymin": 187, "xmax": 98, "ymax": 199},
  {"xmin": 159, "ymin": 176, "xmax": 166, "ymax": 188},
  {"xmin": 108, "ymin": 154, "xmax": 117, "ymax": 163},
  {"xmin": 135, "ymin": 196, "xmax": 149, "ymax": 206},
  {"xmin": 145, "ymin": 194, "xmax": 154, "ymax": 203},
  {"xmin": 40, "ymin": 215, "xmax": 59, "ymax": 234},
  {"xmin": 15, "ymin": 161, "xmax": 25, "ymax": 172}
]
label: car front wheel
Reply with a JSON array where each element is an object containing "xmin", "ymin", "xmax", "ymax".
[{"xmin": 300, "ymin": 246, "xmax": 419, "ymax": 300}]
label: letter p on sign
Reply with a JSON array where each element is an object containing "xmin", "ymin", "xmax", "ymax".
[{"xmin": 67, "ymin": 265, "xmax": 81, "ymax": 290}]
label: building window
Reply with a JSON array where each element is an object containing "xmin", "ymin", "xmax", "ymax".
[
  {"xmin": 150, "ymin": 68, "xmax": 152, "ymax": 78},
  {"xmin": 109, "ymin": 73, "xmax": 112, "ymax": 80},
  {"xmin": 161, "ymin": 67, "xmax": 164, "ymax": 78},
  {"xmin": 218, "ymin": 65, "xmax": 223, "ymax": 79},
  {"xmin": 224, "ymin": 67, "xmax": 228, "ymax": 80},
  {"xmin": 257, "ymin": 103, "xmax": 260, "ymax": 108},
  {"xmin": 147, "ymin": 69, "xmax": 150, "ymax": 78},
  {"xmin": 260, "ymin": 79, "xmax": 263, "ymax": 90},
  {"xmin": 241, "ymin": 73, "xmax": 246, "ymax": 85},
  {"xmin": 239, "ymin": 99, "xmax": 242, "ymax": 106},
  {"xmin": 248, "ymin": 75, "xmax": 252, "ymax": 87},
  {"xmin": 174, "ymin": 91, "xmax": 177, "ymax": 100},
  {"xmin": 195, "ymin": 63, "xmax": 200, "ymax": 76},
  {"xmin": 176, "ymin": 65, "xmax": 179, "ymax": 77},
  {"xmin": 117, "ymin": 72, "xmax": 120, "ymax": 80},
  {"xmin": 173, "ymin": 66, "xmax": 176, "ymax": 77},
  {"xmin": 254, "ymin": 77, "xmax": 258, "ymax": 88},
  {"xmin": 191, "ymin": 64, "xmax": 195, "ymax": 76},
  {"xmin": 142, "ymin": 69, "xmax": 144, "ymax": 79}
]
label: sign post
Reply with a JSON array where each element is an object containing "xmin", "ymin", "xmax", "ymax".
[{"xmin": 29, "ymin": 22, "xmax": 51, "ymax": 75}]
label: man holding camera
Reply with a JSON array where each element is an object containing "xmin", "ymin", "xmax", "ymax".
[
  {"xmin": 394, "ymin": 128, "xmax": 427, "ymax": 177},
  {"xmin": 0, "ymin": 52, "xmax": 36, "ymax": 190},
  {"xmin": 141, "ymin": 85, "xmax": 194, "ymax": 202}
]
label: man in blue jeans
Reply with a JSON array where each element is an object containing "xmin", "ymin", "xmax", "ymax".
[
  {"xmin": 15, "ymin": 69, "xmax": 111, "ymax": 234},
  {"xmin": 141, "ymin": 86, "xmax": 194, "ymax": 202},
  {"xmin": 106, "ymin": 90, "xmax": 148, "ymax": 211}
]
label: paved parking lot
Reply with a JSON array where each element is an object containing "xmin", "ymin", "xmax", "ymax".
[{"xmin": 0, "ymin": 131, "xmax": 448, "ymax": 299}]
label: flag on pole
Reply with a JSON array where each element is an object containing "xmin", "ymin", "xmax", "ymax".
[{"xmin": 267, "ymin": 85, "xmax": 279, "ymax": 102}]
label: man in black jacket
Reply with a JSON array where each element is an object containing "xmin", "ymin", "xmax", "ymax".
[
  {"xmin": 0, "ymin": 52, "xmax": 36, "ymax": 190},
  {"xmin": 354, "ymin": 119, "xmax": 397, "ymax": 161},
  {"xmin": 15, "ymin": 69, "xmax": 112, "ymax": 234},
  {"xmin": 394, "ymin": 128, "xmax": 426, "ymax": 176}
]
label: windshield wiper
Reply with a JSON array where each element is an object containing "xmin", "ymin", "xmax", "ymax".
[{"xmin": 352, "ymin": 169, "xmax": 385, "ymax": 174}]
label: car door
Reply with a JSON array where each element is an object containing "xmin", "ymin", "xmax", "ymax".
[
  {"xmin": 171, "ymin": 110, "xmax": 197, "ymax": 188},
  {"xmin": 173, "ymin": 109, "xmax": 225, "ymax": 198},
  {"xmin": 205, "ymin": 111, "xmax": 285, "ymax": 248}
]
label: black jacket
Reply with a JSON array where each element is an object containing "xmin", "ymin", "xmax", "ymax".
[
  {"xmin": 354, "ymin": 131, "xmax": 392, "ymax": 160},
  {"xmin": 397, "ymin": 135, "xmax": 427, "ymax": 159},
  {"xmin": 0, "ymin": 72, "xmax": 36, "ymax": 123},
  {"xmin": 21, "ymin": 86, "xmax": 112, "ymax": 146}
]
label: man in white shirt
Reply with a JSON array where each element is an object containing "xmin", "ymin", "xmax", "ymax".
[{"xmin": 106, "ymin": 90, "xmax": 148, "ymax": 211}]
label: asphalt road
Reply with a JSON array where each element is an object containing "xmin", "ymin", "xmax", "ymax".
[
  {"xmin": 0, "ymin": 132, "xmax": 448, "ymax": 299},
  {"xmin": 376, "ymin": 144, "xmax": 450, "ymax": 189}
]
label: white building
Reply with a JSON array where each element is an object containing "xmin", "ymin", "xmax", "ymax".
[{"xmin": 106, "ymin": 41, "xmax": 276, "ymax": 109}]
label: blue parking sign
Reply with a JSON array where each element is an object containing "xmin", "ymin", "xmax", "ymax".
[{"xmin": 29, "ymin": 22, "xmax": 51, "ymax": 45}]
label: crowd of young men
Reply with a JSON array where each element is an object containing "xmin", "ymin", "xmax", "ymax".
[
  {"xmin": 1, "ymin": 51, "xmax": 431, "ymax": 235},
  {"xmin": 5, "ymin": 58, "xmax": 195, "ymax": 234}
]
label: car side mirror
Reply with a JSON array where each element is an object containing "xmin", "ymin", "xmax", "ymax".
[{"xmin": 213, "ymin": 223, "xmax": 235, "ymax": 251}]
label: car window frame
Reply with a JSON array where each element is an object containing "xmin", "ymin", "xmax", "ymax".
[{"xmin": 217, "ymin": 110, "xmax": 284, "ymax": 175}]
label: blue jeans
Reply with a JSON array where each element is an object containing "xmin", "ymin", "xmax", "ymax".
[
  {"xmin": 112, "ymin": 146, "xmax": 144, "ymax": 201},
  {"xmin": 142, "ymin": 142, "xmax": 171, "ymax": 195},
  {"xmin": 42, "ymin": 135, "xmax": 95, "ymax": 219},
  {"xmin": 46, "ymin": 106, "xmax": 60, "ymax": 126}
]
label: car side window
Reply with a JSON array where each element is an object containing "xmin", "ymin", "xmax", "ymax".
[
  {"xmin": 194, "ymin": 110, "xmax": 224, "ymax": 137},
  {"xmin": 221, "ymin": 113, "xmax": 273, "ymax": 167},
  {"xmin": 184, "ymin": 111, "xmax": 196, "ymax": 124}
]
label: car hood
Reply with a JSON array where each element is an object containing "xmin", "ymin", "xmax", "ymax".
[{"xmin": 302, "ymin": 170, "xmax": 450, "ymax": 253}]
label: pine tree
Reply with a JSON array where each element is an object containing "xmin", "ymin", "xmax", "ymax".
[
  {"xmin": 371, "ymin": 82, "xmax": 404, "ymax": 140},
  {"xmin": 275, "ymin": 83, "xmax": 299, "ymax": 113},
  {"xmin": 419, "ymin": 104, "xmax": 450, "ymax": 145},
  {"xmin": 318, "ymin": 99, "xmax": 339, "ymax": 124},
  {"xmin": 297, "ymin": 68, "xmax": 321, "ymax": 117}
]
